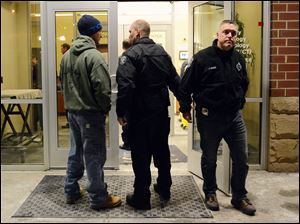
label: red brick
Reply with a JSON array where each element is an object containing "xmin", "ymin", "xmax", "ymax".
[
  {"xmin": 271, "ymin": 38, "xmax": 286, "ymax": 46},
  {"xmin": 271, "ymin": 47, "xmax": 278, "ymax": 55},
  {"xmin": 286, "ymin": 89, "xmax": 299, "ymax": 97},
  {"xmin": 279, "ymin": 13, "xmax": 299, "ymax": 20},
  {"xmin": 278, "ymin": 80, "xmax": 299, "ymax": 88},
  {"xmin": 271, "ymin": 63, "xmax": 278, "ymax": 72},
  {"xmin": 271, "ymin": 80, "xmax": 277, "ymax": 88},
  {"xmin": 272, "ymin": 12, "xmax": 278, "ymax": 20},
  {"xmin": 287, "ymin": 39, "xmax": 299, "ymax": 46},
  {"xmin": 271, "ymin": 72, "xmax": 286, "ymax": 79},
  {"xmin": 272, "ymin": 21, "xmax": 286, "ymax": 29},
  {"xmin": 279, "ymin": 30, "xmax": 299, "ymax": 38},
  {"xmin": 287, "ymin": 21, "xmax": 299, "ymax": 29},
  {"xmin": 272, "ymin": 4, "xmax": 287, "ymax": 11},
  {"xmin": 286, "ymin": 72, "xmax": 299, "ymax": 79},
  {"xmin": 278, "ymin": 47, "xmax": 299, "ymax": 54},
  {"xmin": 271, "ymin": 30, "xmax": 278, "ymax": 38},
  {"xmin": 278, "ymin": 64, "xmax": 299, "ymax": 71},
  {"xmin": 287, "ymin": 4, "xmax": 299, "ymax": 12},
  {"xmin": 271, "ymin": 55, "xmax": 286, "ymax": 63},
  {"xmin": 287, "ymin": 56, "xmax": 299, "ymax": 63},
  {"xmin": 271, "ymin": 89, "xmax": 285, "ymax": 97}
]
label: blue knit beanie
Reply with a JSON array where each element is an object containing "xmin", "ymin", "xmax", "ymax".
[{"xmin": 77, "ymin": 15, "xmax": 102, "ymax": 36}]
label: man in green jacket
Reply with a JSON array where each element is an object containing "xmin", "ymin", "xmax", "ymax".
[{"xmin": 60, "ymin": 15, "xmax": 121, "ymax": 210}]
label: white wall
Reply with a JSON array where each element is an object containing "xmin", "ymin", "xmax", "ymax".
[
  {"xmin": 118, "ymin": 2, "xmax": 172, "ymax": 56},
  {"xmin": 117, "ymin": 1, "xmax": 189, "ymax": 73},
  {"xmin": 173, "ymin": 2, "xmax": 189, "ymax": 73},
  {"xmin": 1, "ymin": 2, "xmax": 18, "ymax": 89},
  {"xmin": 118, "ymin": 2, "xmax": 172, "ymax": 24},
  {"xmin": 1, "ymin": 2, "xmax": 30, "ymax": 90},
  {"xmin": 16, "ymin": 2, "xmax": 31, "ymax": 89}
]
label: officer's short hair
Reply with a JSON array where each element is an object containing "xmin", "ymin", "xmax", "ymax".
[
  {"xmin": 132, "ymin": 19, "xmax": 150, "ymax": 37},
  {"xmin": 219, "ymin": 20, "xmax": 239, "ymax": 29}
]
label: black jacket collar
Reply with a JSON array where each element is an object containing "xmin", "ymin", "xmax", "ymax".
[{"xmin": 134, "ymin": 37, "xmax": 155, "ymax": 45}]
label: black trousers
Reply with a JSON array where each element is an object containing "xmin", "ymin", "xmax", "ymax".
[
  {"xmin": 196, "ymin": 110, "xmax": 249, "ymax": 200},
  {"xmin": 129, "ymin": 110, "xmax": 172, "ymax": 201}
]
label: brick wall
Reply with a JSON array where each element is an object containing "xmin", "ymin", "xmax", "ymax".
[
  {"xmin": 269, "ymin": 1, "xmax": 299, "ymax": 172},
  {"xmin": 271, "ymin": 1, "xmax": 299, "ymax": 97}
]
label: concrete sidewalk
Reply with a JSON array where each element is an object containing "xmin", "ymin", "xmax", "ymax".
[{"xmin": 1, "ymin": 167, "xmax": 299, "ymax": 223}]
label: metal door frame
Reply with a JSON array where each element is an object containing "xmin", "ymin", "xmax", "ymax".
[
  {"xmin": 42, "ymin": 1, "xmax": 119, "ymax": 169},
  {"xmin": 187, "ymin": 1, "xmax": 233, "ymax": 195}
]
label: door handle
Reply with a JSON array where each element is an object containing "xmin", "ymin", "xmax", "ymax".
[{"xmin": 110, "ymin": 74, "xmax": 118, "ymax": 94}]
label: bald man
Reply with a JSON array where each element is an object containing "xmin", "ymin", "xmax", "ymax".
[{"xmin": 116, "ymin": 19, "xmax": 180, "ymax": 210}]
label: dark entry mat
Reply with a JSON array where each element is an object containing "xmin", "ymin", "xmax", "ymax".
[
  {"xmin": 13, "ymin": 175, "xmax": 212, "ymax": 218},
  {"xmin": 120, "ymin": 145, "xmax": 187, "ymax": 164}
]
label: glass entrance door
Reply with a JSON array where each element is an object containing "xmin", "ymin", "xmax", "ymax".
[
  {"xmin": 187, "ymin": 1, "xmax": 232, "ymax": 195},
  {"xmin": 43, "ymin": 1, "xmax": 119, "ymax": 168}
]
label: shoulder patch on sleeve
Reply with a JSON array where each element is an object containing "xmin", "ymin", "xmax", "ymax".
[
  {"xmin": 120, "ymin": 56, "xmax": 127, "ymax": 65},
  {"xmin": 236, "ymin": 62, "xmax": 242, "ymax": 72}
]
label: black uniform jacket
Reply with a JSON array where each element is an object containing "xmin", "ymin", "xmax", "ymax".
[
  {"xmin": 179, "ymin": 39, "xmax": 249, "ymax": 117},
  {"xmin": 116, "ymin": 37, "xmax": 180, "ymax": 119}
]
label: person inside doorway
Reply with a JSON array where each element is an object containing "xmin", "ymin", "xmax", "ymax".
[
  {"xmin": 179, "ymin": 20, "xmax": 256, "ymax": 216},
  {"xmin": 119, "ymin": 39, "xmax": 132, "ymax": 151},
  {"xmin": 116, "ymin": 19, "xmax": 181, "ymax": 210},
  {"xmin": 61, "ymin": 43, "xmax": 70, "ymax": 55},
  {"xmin": 32, "ymin": 56, "xmax": 43, "ymax": 132},
  {"xmin": 60, "ymin": 43, "xmax": 71, "ymax": 129},
  {"xmin": 179, "ymin": 60, "xmax": 189, "ymax": 130}
]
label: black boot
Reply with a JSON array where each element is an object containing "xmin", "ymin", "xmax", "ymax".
[
  {"xmin": 153, "ymin": 183, "xmax": 171, "ymax": 201},
  {"xmin": 126, "ymin": 193, "xmax": 151, "ymax": 210}
]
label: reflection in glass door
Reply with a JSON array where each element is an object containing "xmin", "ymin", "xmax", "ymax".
[{"xmin": 44, "ymin": 1, "xmax": 118, "ymax": 168}]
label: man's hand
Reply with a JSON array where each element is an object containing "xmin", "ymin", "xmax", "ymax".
[
  {"xmin": 182, "ymin": 112, "xmax": 192, "ymax": 123},
  {"xmin": 117, "ymin": 117, "xmax": 128, "ymax": 126}
]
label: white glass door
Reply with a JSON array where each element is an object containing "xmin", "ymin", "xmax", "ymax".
[
  {"xmin": 42, "ymin": 1, "xmax": 119, "ymax": 168},
  {"xmin": 187, "ymin": 1, "xmax": 232, "ymax": 195}
]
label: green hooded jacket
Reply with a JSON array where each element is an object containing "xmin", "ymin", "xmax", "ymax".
[{"xmin": 60, "ymin": 35, "xmax": 111, "ymax": 114}]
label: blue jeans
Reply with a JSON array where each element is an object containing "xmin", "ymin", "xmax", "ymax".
[
  {"xmin": 196, "ymin": 110, "xmax": 249, "ymax": 201},
  {"xmin": 64, "ymin": 111, "xmax": 108, "ymax": 207}
]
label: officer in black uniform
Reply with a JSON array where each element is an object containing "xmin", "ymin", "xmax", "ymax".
[
  {"xmin": 116, "ymin": 19, "xmax": 180, "ymax": 210},
  {"xmin": 179, "ymin": 20, "xmax": 256, "ymax": 216}
]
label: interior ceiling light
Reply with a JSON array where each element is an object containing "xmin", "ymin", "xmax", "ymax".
[{"xmin": 59, "ymin": 36, "xmax": 66, "ymax": 41}]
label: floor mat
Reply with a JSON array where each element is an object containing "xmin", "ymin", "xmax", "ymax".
[
  {"xmin": 120, "ymin": 145, "xmax": 187, "ymax": 164},
  {"xmin": 13, "ymin": 175, "xmax": 212, "ymax": 218}
]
